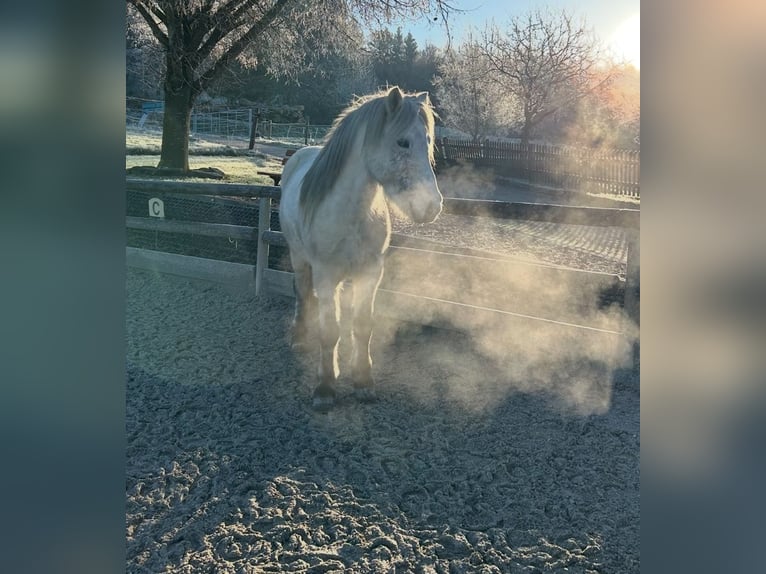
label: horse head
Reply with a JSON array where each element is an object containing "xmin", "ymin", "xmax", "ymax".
[{"xmin": 366, "ymin": 87, "xmax": 443, "ymax": 223}]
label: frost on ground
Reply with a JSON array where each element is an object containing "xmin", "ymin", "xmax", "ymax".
[{"xmin": 126, "ymin": 268, "xmax": 639, "ymax": 573}]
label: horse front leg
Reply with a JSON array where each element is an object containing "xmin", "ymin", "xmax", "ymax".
[
  {"xmin": 290, "ymin": 260, "xmax": 317, "ymax": 352},
  {"xmin": 351, "ymin": 265, "xmax": 384, "ymax": 402},
  {"xmin": 312, "ymin": 274, "xmax": 341, "ymax": 411}
]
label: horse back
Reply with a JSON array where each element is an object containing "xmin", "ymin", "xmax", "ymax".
[{"xmin": 281, "ymin": 146, "xmax": 321, "ymax": 192}]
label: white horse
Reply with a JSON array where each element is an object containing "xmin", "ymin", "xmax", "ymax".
[{"xmin": 279, "ymin": 87, "xmax": 443, "ymax": 410}]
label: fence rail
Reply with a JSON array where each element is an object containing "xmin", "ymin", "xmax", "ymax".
[
  {"xmin": 439, "ymin": 138, "xmax": 640, "ymax": 198},
  {"xmin": 126, "ymin": 178, "xmax": 639, "ymax": 364}
]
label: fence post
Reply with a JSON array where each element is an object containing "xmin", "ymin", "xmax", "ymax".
[
  {"xmin": 623, "ymin": 229, "xmax": 640, "ymax": 368},
  {"xmin": 624, "ymin": 229, "xmax": 640, "ymax": 324},
  {"xmin": 255, "ymin": 196, "xmax": 272, "ymax": 296},
  {"xmin": 304, "ymin": 116, "xmax": 309, "ymax": 145},
  {"xmin": 248, "ymin": 109, "xmax": 257, "ymax": 150},
  {"xmin": 524, "ymin": 142, "xmax": 531, "ymax": 183}
]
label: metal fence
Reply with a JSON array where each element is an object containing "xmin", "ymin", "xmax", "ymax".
[
  {"xmin": 126, "ymin": 104, "xmax": 332, "ymax": 146},
  {"xmin": 192, "ymin": 109, "xmax": 253, "ymax": 140},
  {"xmin": 257, "ymin": 121, "xmax": 332, "ymax": 144}
]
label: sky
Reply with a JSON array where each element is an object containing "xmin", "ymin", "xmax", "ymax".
[{"xmin": 397, "ymin": 0, "xmax": 640, "ymax": 68}]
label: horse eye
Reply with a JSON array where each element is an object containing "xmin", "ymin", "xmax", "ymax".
[{"xmin": 396, "ymin": 138, "xmax": 410, "ymax": 149}]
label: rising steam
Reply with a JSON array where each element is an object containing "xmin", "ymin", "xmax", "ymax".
[{"xmin": 333, "ymin": 163, "xmax": 638, "ymax": 415}]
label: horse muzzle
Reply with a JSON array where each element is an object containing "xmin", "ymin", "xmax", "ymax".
[{"xmin": 402, "ymin": 180, "xmax": 443, "ymax": 223}]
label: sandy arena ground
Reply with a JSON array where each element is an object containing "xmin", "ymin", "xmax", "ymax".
[{"xmin": 126, "ymin": 260, "xmax": 639, "ymax": 573}]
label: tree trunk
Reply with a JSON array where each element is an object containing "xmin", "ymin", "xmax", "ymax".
[
  {"xmin": 521, "ymin": 117, "xmax": 532, "ymax": 180},
  {"xmin": 520, "ymin": 118, "xmax": 532, "ymax": 148},
  {"xmin": 158, "ymin": 89, "xmax": 194, "ymax": 170},
  {"xmin": 158, "ymin": 48, "xmax": 196, "ymax": 171}
]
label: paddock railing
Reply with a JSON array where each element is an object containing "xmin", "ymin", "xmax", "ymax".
[
  {"xmin": 438, "ymin": 138, "xmax": 640, "ymax": 199},
  {"xmin": 126, "ymin": 178, "xmax": 639, "ymax": 365}
]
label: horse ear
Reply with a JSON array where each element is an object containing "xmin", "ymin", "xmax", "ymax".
[
  {"xmin": 416, "ymin": 91, "xmax": 430, "ymax": 105},
  {"xmin": 386, "ymin": 86, "xmax": 403, "ymax": 114}
]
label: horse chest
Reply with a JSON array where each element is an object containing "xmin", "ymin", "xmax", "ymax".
[{"xmin": 331, "ymin": 219, "xmax": 389, "ymax": 268}]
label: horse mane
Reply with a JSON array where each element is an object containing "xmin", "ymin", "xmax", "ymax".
[{"xmin": 299, "ymin": 87, "xmax": 436, "ymax": 224}]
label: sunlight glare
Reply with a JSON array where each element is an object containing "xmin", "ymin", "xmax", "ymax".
[{"xmin": 609, "ymin": 13, "xmax": 640, "ymax": 69}]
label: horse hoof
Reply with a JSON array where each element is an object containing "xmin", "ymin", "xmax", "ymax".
[
  {"xmin": 312, "ymin": 385, "xmax": 336, "ymax": 412},
  {"xmin": 312, "ymin": 395, "xmax": 335, "ymax": 412},
  {"xmin": 354, "ymin": 386, "xmax": 377, "ymax": 403}
]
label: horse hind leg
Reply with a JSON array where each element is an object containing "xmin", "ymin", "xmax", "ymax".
[
  {"xmin": 350, "ymin": 266, "xmax": 384, "ymax": 403},
  {"xmin": 290, "ymin": 261, "xmax": 318, "ymax": 352}
]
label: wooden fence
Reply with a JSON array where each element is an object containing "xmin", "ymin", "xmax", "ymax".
[
  {"xmin": 438, "ymin": 138, "xmax": 640, "ymax": 199},
  {"xmin": 126, "ymin": 178, "xmax": 640, "ymax": 367}
]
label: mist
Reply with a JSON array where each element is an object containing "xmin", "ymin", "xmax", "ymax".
[{"xmin": 336, "ymin": 163, "xmax": 638, "ymax": 416}]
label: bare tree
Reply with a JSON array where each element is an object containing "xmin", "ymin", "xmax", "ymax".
[
  {"xmin": 481, "ymin": 9, "xmax": 604, "ymax": 146},
  {"xmin": 127, "ymin": 0, "xmax": 457, "ymax": 174},
  {"xmin": 126, "ymin": 7, "xmax": 164, "ymax": 100},
  {"xmin": 543, "ymin": 62, "xmax": 640, "ymax": 148},
  {"xmin": 434, "ymin": 34, "xmax": 514, "ymax": 141}
]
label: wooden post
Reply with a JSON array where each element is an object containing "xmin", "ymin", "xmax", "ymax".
[
  {"xmin": 248, "ymin": 108, "xmax": 257, "ymax": 150},
  {"xmin": 304, "ymin": 116, "xmax": 309, "ymax": 146},
  {"xmin": 624, "ymin": 229, "xmax": 640, "ymax": 325},
  {"xmin": 255, "ymin": 196, "xmax": 272, "ymax": 296},
  {"xmin": 524, "ymin": 142, "xmax": 531, "ymax": 185},
  {"xmin": 624, "ymin": 228, "xmax": 640, "ymax": 369}
]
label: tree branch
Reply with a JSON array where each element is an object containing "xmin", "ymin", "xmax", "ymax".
[
  {"xmin": 194, "ymin": 0, "xmax": 295, "ymax": 94},
  {"xmin": 129, "ymin": 0, "xmax": 169, "ymax": 48},
  {"xmin": 142, "ymin": 0, "xmax": 167, "ymax": 23},
  {"xmin": 195, "ymin": 0, "xmax": 259, "ymax": 62}
]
